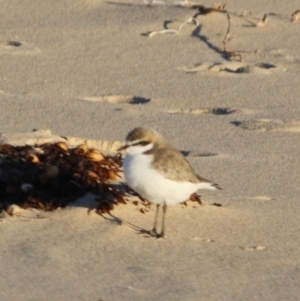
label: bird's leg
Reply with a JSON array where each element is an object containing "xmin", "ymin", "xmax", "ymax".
[
  {"xmin": 157, "ymin": 202, "xmax": 167, "ymax": 238},
  {"xmin": 149, "ymin": 204, "xmax": 160, "ymax": 236}
]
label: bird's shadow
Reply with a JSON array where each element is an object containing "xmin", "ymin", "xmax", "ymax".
[
  {"xmin": 74, "ymin": 182, "xmax": 156, "ymax": 238},
  {"xmin": 96, "ymin": 210, "xmax": 158, "ymax": 238}
]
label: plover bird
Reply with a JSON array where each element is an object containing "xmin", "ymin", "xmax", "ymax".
[{"xmin": 118, "ymin": 127, "xmax": 221, "ymax": 238}]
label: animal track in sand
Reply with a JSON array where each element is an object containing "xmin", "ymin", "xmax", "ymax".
[
  {"xmin": 81, "ymin": 95, "xmax": 150, "ymax": 104},
  {"xmin": 231, "ymin": 119, "xmax": 300, "ymax": 132},
  {"xmin": 191, "ymin": 237, "xmax": 215, "ymax": 242},
  {"xmin": 179, "ymin": 61, "xmax": 285, "ymax": 75},
  {"xmin": 248, "ymin": 196, "xmax": 272, "ymax": 201},
  {"xmin": 0, "ymin": 40, "xmax": 41, "ymax": 56},
  {"xmin": 167, "ymin": 107, "xmax": 235, "ymax": 115},
  {"xmin": 240, "ymin": 246, "xmax": 266, "ymax": 251},
  {"xmin": 181, "ymin": 150, "xmax": 218, "ymax": 158}
]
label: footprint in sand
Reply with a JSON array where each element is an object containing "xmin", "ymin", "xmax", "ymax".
[
  {"xmin": 247, "ymin": 196, "xmax": 272, "ymax": 201},
  {"xmin": 0, "ymin": 40, "xmax": 41, "ymax": 56},
  {"xmin": 181, "ymin": 150, "xmax": 218, "ymax": 157},
  {"xmin": 80, "ymin": 95, "xmax": 150, "ymax": 105},
  {"xmin": 231, "ymin": 119, "xmax": 300, "ymax": 132},
  {"xmin": 191, "ymin": 237, "xmax": 215, "ymax": 242},
  {"xmin": 167, "ymin": 107, "xmax": 235, "ymax": 115},
  {"xmin": 268, "ymin": 48, "xmax": 300, "ymax": 71},
  {"xmin": 240, "ymin": 246, "xmax": 266, "ymax": 251},
  {"xmin": 179, "ymin": 61, "xmax": 285, "ymax": 75}
]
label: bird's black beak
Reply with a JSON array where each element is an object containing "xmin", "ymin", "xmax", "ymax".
[{"xmin": 117, "ymin": 144, "xmax": 129, "ymax": 151}]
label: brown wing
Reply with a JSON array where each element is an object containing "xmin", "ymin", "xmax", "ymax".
[{"xmin": 150, "ymin": 146, "xmax": 203, "ymax": 183}]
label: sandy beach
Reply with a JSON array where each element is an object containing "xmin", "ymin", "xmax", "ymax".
[{"xmin": 1, "ymin": 0, "xmax": 300, "ymax": 300}]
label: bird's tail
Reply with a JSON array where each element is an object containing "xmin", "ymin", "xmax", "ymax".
[
  {"xmin": 198, "ymin": 182, "xmax": 222, "ymax": 190},
  {"xmin": 197, "ymin": 174, "xmax": 222, "ymax": 190}
]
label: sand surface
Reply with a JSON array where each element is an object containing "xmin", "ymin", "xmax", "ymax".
[{"xmin": 1, "ymin": 0, "xmax": 300, "ymax": 300}]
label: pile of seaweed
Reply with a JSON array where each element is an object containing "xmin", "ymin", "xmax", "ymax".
[{"xmin": 0, "ymin": 142, "xmax": 130, "ymax": 215}]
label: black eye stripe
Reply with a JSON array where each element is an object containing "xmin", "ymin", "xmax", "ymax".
[{"xmin": 132, "ymin": 140, "xmax": 150, "ymax": 147}]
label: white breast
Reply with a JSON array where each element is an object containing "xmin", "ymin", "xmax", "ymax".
[{"xmin": 123, "ymin": 153, "xmax": 201, "ymax": 205}]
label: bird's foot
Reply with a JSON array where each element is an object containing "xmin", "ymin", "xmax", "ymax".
[
  {"xmin": 155, "ymin": 232, "xmax": 164, "ymax": 239},
  {"xmin": 139, "ymin": 228, "xmax": 164, "ymax": 238}
]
